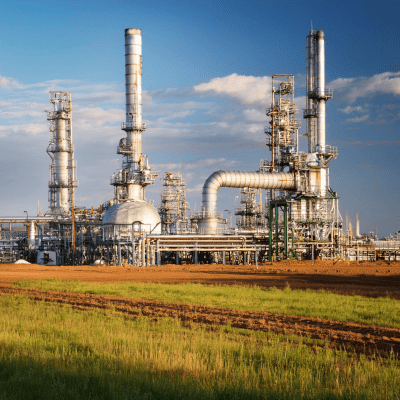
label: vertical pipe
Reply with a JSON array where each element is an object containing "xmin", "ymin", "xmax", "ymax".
[
  {"xmin": 156, "ymin": 239, "xmax": 160, "ymax": 266},
  {"xmin": 146, "ymin": 239, "xmax": 150, "ymax": 267},
  {"xmin": 275, "ymin": 204, "xmax": 279, "ymax": 259},
  {"xmin": 117, "ymin": 242, "xmax": 122, "ymax": 265},
  {"xmin": 176, "ymin": 251, "xmax": 179, "ymax": 265},
  {"xmin": 222, "ymin": 251, "xmax": 226, "ymax": 265},
  {"xmin": 284, "ymin": 204, "xmax": 288, "ymax": 258},
  {"xmin": 141, "ymin": 237, "xmax": 145, "ymax": 266},
  {"xmin": 269, "ymin": 203, "xmax": 273, "ymax": 261}
]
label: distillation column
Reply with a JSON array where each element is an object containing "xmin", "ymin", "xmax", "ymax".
[
  {"xmin": 111, "ymin": 28, "xmax": 158, "ymax": 202},
  {"xmin": 103, "ymin": 28, "xmax": 161, "ymax": 238},
  {"xmin": 46, "ymin": 92, "xmax": 77, "ymax": 215}
]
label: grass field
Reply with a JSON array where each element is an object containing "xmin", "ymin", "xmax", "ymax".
[
  {"xmin": 12, "ymin": 278, "xmax": 400, "ymax": 328},
  {"xmin": 0, "ymin": 294, "xmax": 399, "ymax": 400}
]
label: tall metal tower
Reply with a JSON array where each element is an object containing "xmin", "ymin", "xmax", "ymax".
[
  {"xmin": 46, "ymin": 91, "xmax": 77, "ymax": 215},
  {"xmin": 110, "ymin": 28, "xmax": 158, "ymax": 203}
]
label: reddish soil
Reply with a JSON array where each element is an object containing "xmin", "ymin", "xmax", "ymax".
[
  {"xmin": 1, "ymin": 260, "xmax": 400, "ymax": 299},
  {"xmin": 0, "ymin": 283, "xmax": 399, "ymax": 357},
  {"xmin": 1, "ymin": 260, "xmax": 399, "ymax": 357}
]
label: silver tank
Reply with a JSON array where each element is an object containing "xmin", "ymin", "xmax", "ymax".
[{"xmin": 103, "ymin": 200, "xmax": 161, "ymax": 234}]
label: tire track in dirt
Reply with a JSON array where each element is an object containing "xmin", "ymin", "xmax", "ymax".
[{"xmin": 1, "ymin": 284, "xmax": 399, "ymax": 357}]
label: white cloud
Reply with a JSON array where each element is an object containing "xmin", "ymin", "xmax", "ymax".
[
  {"xmin": 0, "ymin": 123, "xmax": 47, "ymax": 137},
  {"xmin": 0, "ymin": 75, "xmax": 20, "ymax": 88},
  {"xmin": 243, "ymin": 109, "xmax": 266, "ymax": 122},
  {"xmin": 194, "ymin": 73, "xmax": 272, "ymax": 106},
  {"xmin": 329, "ymin": 71, "xmax": 400, "ymax": 103},
  {"xmin": 338, "ymin": 105, "xmax": 368, "ymax": 114},
  {"xmin": 345, "ymin": 114, "xmax": 370, "ymax": 123},
  {"xmin": 186, "ymin": 183, "xmax": 204, "ymax": 194}
]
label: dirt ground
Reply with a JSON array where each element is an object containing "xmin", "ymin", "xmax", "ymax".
[
  {"xmin": 1, "ymin": 260, "xmax": 399, "ymax": 357},
  {"xmin": 1, "ymin": 259, "xmax": 399, "ymax": 299}
]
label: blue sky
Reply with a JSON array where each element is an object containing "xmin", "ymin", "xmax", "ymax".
[{"xmin": 0, "ymin": 0, "xmax": 399, "ymax": 237}]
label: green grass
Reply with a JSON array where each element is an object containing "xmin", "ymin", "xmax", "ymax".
[
  {"xmin": 13, "ymin": 278, "xmax": 400, "ymax": 328},
  {"xmin": 0, "ymin": 294, "xmax": 399, "ymax": 399}
]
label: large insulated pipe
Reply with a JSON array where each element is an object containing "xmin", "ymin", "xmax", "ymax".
[
  {"xmin": 199, "ymin": 171, "xmax": 296, "ymax": 234},
  {"xmin": 316, "ymin": 30, "xmax": 326, "ymax": 150},
  {"xmin": 202, "ymin": 171, "xmax": 296, "ymax": 215}
]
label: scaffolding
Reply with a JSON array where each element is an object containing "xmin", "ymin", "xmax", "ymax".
[{"xmin": 159, "ymin": 172, "xmax": 189, "ymax": 233}]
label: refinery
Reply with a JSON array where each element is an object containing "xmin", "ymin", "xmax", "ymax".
[{"xmin": 0, "ymin": 28, "xmax": 399, "ymax": 266}]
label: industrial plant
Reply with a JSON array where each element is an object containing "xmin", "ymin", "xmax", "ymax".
[{"xmin": 0, "ymin": 28, "xmax": 398, "ymax": 266}]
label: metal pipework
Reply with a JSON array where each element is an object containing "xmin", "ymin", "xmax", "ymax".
[
  {"xmin": 202, "ymin": 170, "xmax": 297, "ymax": 215},
  {"xmin": 316, "ymin": 30, "xmax": 326, "ymax": 149},
  {"xmin": 199, "ymin": 171, "xmax": 296, "ymax": 235}
]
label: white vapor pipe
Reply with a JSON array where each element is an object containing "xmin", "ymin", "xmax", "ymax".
[
  {"xmin": 125, "ymin": 28, "xmax": 144, "ymax": 163},
  {"xmin": 316, "ymin": 30, "xmax": 326, "ymax": 150},
  {"xmin": 202, "ymin": 171, "xmax": 296, "ymax": 215}
]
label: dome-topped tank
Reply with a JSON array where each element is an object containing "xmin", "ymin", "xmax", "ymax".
[{"xmin": 102, "ymin": 200, "xmax": 161, "ymax": 235}]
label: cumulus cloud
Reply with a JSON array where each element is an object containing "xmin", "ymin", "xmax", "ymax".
[
  {"xmin": 329, "ymin": 71, "xmax": 400, "ymax": 103},
  {"xmin": 0, "ymin": 75, "xmax": 21, "ymax": 88},
  {"xmin": 186, "ymin": 183, "xmax": 204, "ymax": 194},
  {"xmin": 338, "ymin": 105, "xmax": 368, "ymax": 114},
  {"xmin": 193, "ymin": 73, "xmax": 272, "ymax": 106},
  {"xmin": 0, "ymin": 123, "xmax": 47, "ymax": 137}
]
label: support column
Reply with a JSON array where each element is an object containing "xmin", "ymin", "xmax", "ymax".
[
  {"xmin": 284, "ymin": 204, "xmax": 288, "ymax": 258},
  {"xmin": 269, "ymin": 202, "xmax": 273, "ymax": 261},
  {"xmin": 117, "ymin": 242, "xmax": 122, "ymax": 266}
]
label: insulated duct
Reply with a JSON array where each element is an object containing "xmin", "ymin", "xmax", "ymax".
[{"xmin": 199, "ymin": 171, "xmax": 296, "ymax": 234}]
